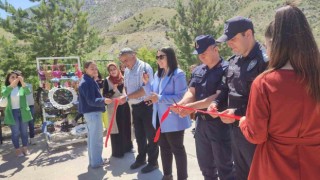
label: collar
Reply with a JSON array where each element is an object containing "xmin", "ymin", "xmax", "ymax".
[
  {"xmin": 83, "ymin": 74, "xmax": 94, "ymax": 81},
  {"xmin": 243, "ymin": 42, "xmax": 260, "ymax": 60},
  {"xmin": 129, "ymin": 59, "xmax": 139, "ymax": 71},
  {"xmin": 203, "ymin": 58, "xmax": 223, "ymax": 71}
]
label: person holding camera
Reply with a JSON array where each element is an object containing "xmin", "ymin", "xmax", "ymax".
[{"xmin": 1, "ymin": 70, "xmax": 33, "ymax": 157}]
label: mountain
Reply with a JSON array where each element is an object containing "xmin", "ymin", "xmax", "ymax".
[
  {"xmin": 0, "ymin": 0, "xmax": 319, "ymax": 60},
  {"xmin": 82, "ymin": 0, "xmax": 320, "ymax": 60}
]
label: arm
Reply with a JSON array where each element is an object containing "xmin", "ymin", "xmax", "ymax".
[
  {"xmin": 212, "ymin": 68, "xmax": 229, "ymax": 110},
  {"xmin": 1, "ymin": 86, "xmax": 13, "ymax": 97},
  {"xmin": 187, "ymin": 91, "xmax": 220, "ymax": 109},
  {"xmin": 178, "ymin": 87, "xmax": 195, "ymax": 105},
  {"xmin": 158, "ymin": 72, "xmax": 188, "ymax": 104},
  {"xmin": 142, "ymin": 72, "xmax": 157, "ymax": 96},
  {"xmin": 240, "ymin": 78, "xmax": 269, "ymax": 144},
  {"xmin": 80, "ymin": 83, "xmax": 106, "ymax": 107},
  {"xmin": 128, "ymin": 63, "xmax": 154, "ymax": 99},
  {"xmin": 127, "ymin": 88, "xmax": 146, "ymax": 99}
]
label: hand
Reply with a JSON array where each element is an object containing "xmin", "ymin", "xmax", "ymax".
[
  {"xmin": 170, "ymin": 103, "xmax": 181, "ymax": 114},
  {"xmin": 208, "ymin": 102, "xmax": 218, "ymax": 118},
  {"xmin": 104, "ymin": 98, "xmax": 112, "ymax": 104},
  {"xmin": 118, "ymin": 95, "xmax": 127, "ymax": 105},
  {"xmin": 17, "ymin": 76, "xmax": 24, "ymax": 83},
  {"xmin": 10, "ymin": 79, "xmax": 20, "ymax": 88},
  {"xmin": 177, "ymin": 103, "xmax": 195, "ymax": 118},
  {"xmin": 142, "ymin": 73, "xmax": 149, "ymax": 85},
  {"xmin": 144, "ymin": 92, "xmax": 158, "ymax": 106},
  {"xmin": 219, "ymin": 108, "xmax": 236, "ymax": 124},
  {"xmin": 239, "ymin": 116, "xmax": 246, "ymax": 126}
]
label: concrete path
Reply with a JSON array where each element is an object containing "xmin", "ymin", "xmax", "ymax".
[{"xmin": 0, "ymin": 123, "xmax": 202, "ymax": 180}]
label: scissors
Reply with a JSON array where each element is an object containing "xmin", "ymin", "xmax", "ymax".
[{"xmin": 172, "ymin": 99, "xmax": 178, "ymax": 106}]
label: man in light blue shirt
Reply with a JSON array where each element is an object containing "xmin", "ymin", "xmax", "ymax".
[{"xmin": 118, "ymin": 48, "xmax": 159, "ymax": 173}]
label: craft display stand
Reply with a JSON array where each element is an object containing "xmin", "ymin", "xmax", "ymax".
[{"xmin": 36, "ymin": 56, "xmax": 87, "ymax": 150}]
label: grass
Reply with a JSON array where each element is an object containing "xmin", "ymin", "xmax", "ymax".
[{"xmin": 105, "ymin": 7, "xmax": 176, "ymax": 35}]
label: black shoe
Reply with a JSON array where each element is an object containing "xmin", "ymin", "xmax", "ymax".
[
  {"xmin": 162, "ymin": 174, "xmax": 173, "ymax": 180},
  {"xmin": 130, "ymin": 161, "xmax": 146, "ymax": 169},
  {"xmin": 141, "ymin": 163, "xmax": 159, "ymax": 173}
]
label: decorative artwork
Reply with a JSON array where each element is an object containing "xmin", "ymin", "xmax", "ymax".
[{"xmin": 48, "ymin": 87, "xmax": 78, "ymax": 110}]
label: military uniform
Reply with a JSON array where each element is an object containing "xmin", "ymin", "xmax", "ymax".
[
  {"xmin": 215, "ymin": 42, "xmax": 268, "ymax": 180},
  {"xmin": 190, "ymin": 60, "xmax": 234, "ymax": 180}
]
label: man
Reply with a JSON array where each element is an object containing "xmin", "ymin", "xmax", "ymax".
[
  {"xmin": 208, "ymin": 16, "xmax": 268, "ymax": 180},
  {"xmin": 118, "ymin": 48, "xmax": 159, "ymax": 173},
  {"xmin": 172, "ymin": 35, "xmax": 234, "ymax": 180}
]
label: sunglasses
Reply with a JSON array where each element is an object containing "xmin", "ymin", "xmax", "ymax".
[
  {"xmin": 156, "ymin": 55, "xmax": 166, "ymax": 60},
  {"xmin": 11, "ymin": 70, "xmax": 22, "ymax": 75}
]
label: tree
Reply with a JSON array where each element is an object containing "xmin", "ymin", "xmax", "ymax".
[
  {"xmin": 0, "ymin": 36, "xmax": 35, "ymax": 86},
  {"xmin": 0, "ymin": 0, "xmax": 103, "ymax": 58},
  {"xmin": 136, "ymin": 46, "xmax": 157, "ymax": 71},
  {"xmin": 169, "ymin": 0, "xmax": 231, "ymax": 69}
]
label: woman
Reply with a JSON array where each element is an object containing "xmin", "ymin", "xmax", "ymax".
[
  {"xmin": 2, "ymin": 70, "xmax": 33, "ymax": 157},
  {"xmin": 239, "ymin": 4, "xmax": 320, "ymax": 180},
  {"xmin": 103, "ymin": 62, "xmax": 132, "ymax": 158},
  {"xmin": 78, "ymin": 61, "xmax": 112, "ymax": 168},
  {"xmin": 143, "ymin": 47, "xmax": 191, "ymax": 180}
]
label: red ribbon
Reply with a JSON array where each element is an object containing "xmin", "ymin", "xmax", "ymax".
[
  {"xmin": 153, "ymin": 105, "xmax": 242, "ymax": 142},
  {"xmin": 104, "ymin": 99, "xmax": 119, "ymax": 147}
]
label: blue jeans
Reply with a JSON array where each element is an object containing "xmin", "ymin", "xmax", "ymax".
[
  {"xmin": 84, "ymin": 112, "xmax": 104, "ymax": 168},
  {"xmin": 28, "ymin": 105, "xmax": 35, "ymax": 138},
  {"xmin": 10, "ymin": 109, "xmax": 29, "ymax": 149}
]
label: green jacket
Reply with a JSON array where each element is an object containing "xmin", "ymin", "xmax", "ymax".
[{"xmin": 1, "ymin": 86, "xmax": 33, "ymax": 125}]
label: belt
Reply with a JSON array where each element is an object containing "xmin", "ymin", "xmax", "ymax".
[
  {"xmin": 131, "ymin": 101, "xmax": 145, "ymax": 107},
  {"xmin": 196, "ymin": 113, "xmax": 215, "ymax": 121}
]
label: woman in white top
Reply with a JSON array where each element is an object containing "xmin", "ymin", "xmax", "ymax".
[{"xmin": 1, "ymin": 70, "xmax": 33, "ymax": 157}]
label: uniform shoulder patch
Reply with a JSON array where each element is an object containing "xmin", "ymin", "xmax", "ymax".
[
  {"xmin": 259, "ymin": 44, "xmax": 269, "ymax": 62},
  {"xmin": 247, "ymin": 59, "xmax": 257, "ymax": 71}
]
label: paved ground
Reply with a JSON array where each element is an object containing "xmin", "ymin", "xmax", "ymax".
[{"xmin": 0, "ymin": 123, "xmax": 202, "ymax": 180}]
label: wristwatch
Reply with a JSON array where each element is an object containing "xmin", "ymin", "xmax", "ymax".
[{"xmin": 125, "ymin": 95, "xmax": 129, "ymax": 102}]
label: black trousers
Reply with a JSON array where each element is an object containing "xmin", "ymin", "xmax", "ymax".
[
  {"xmin": 159, "ymin": 130, "xmax": 187, "ymax": 180},
  {"xmin": 131, "ymin": 103, "xmax": 159, "ymax": 165},
  {"xmin": 195, "ymin": 117, "xmax": 235, "ymax": 180},
  {"xmin": 231, "ymin": 126, "xmax": 256, "ymax": 180},
  {"xmin": 111, "ymin": 102, "xmax": 133, "ymax": 157}
]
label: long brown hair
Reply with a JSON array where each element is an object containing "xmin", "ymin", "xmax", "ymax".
[{"xmin": 268, "ymin": 4, "xmax": 320, "ymax": 102}]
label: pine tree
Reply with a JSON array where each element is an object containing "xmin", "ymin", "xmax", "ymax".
[
  {"xmin": 0, "ymin": 0, "xmax": 103, "ymax": 58},
  {"xmin": 169, "ymin": 0, "xmax": 231, "ymax": 68}
]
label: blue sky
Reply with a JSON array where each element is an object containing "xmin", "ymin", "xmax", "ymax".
[{"xmin": 0, "ymin": 0, "xmax": 39, "ymax": 18}]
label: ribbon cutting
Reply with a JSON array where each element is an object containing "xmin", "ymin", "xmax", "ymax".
[{"xmin": 153, "ymin": 105, "xmax": 242, "ymax": 142}]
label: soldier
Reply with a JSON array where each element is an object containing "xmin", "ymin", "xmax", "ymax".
[
  {"xmin": 208, "ymin": 16, "xmax": 268, "ymax": 180},
  {"xmin": 173, "ymin": 35, "xmax": 234, "ymax": 180}
]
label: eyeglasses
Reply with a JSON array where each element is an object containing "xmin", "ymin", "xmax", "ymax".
[{"xmin": 156, "ymin": 55, "xmax": 166, "ymax": 60}]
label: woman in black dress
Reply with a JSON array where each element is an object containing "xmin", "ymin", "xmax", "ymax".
[{"xmin": 103, "ymin": 62, "xmax": 133, "ymax": 158}]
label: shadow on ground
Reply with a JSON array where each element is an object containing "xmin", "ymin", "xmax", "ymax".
[{"xmin": 0, "ymin": 134, "xmax": 87, "ymax": 178}]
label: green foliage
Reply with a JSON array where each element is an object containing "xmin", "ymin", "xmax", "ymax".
[
  {"xmin": 0, "ymin": 36, "xmax": 36, "ymax": 88},
  {"xmin": 0, "ymin": 0, "xmax": 103, "ymax": 90},
  {"xmin": 169, "ymin": 0, "xmax": 232, "ymax": 68},
  {"xmin": 0, "ymin": 0, "xmax": 103, "ymax": 58},
  {"xmin": 136, "ymin": 46, "xmax": 157, "ymax": 71}
]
